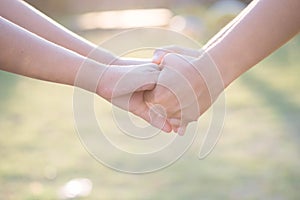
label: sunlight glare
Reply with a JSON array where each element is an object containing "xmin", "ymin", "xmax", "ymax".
[{"xmin": 77, "ymin": 9, "xmax": 173, "ymax": 30}]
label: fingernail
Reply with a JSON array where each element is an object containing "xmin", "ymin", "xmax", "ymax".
[
  {"xmin": 173, "ymin": 127, "xmax": 178, "ymax": 133},
  {"xmin": 152, "ymin": 54, "xmax": 160, "ymax": 64},
  {"xmin": 177, "ymin": 127, "xmax": 186, "ymax": 136}
]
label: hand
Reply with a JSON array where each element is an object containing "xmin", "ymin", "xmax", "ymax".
[
  {"xmin": 152, "ymin": 45, "xmax": 203, "ymax": 65},
  {"xmin": 145, "ymin": 49, "xmax": 225, "ymax": 135},
  {"xmin": 145, "ymin": 54, "xmax": 202, "ymax": 135},
  {"xmin": 97, "ymin": 63, "xmax": 173, "ymax": 133},
  {"xmin": 97, "ymin": 63, "xmax": 158, "ymax": 99}
]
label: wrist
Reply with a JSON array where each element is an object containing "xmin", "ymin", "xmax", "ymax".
[
  {"xmin": 74, "ymin": 59, "xmax": 107, "ymax": 96},
  {"xmin": 202, "ymin": 43, "xmax": 238, "ymax": 88},
  {"xmin": 191, "ymin": 53, "xmax": 226, "ymax": 100}
]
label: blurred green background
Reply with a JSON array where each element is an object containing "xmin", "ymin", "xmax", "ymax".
[{"xmin": 0, "ymin": 0, "xmax": 299, "ymax": 199}]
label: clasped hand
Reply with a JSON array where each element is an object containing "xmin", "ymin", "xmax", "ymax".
[{"xmin": 104, "ymin": 46, "xmax": 225, "ymax": 136}]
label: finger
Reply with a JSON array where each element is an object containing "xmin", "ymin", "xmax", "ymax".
[
  {"xmin": 152, "ymin": 50, "xmax": 168, "ymax": 65},
  {"xmin": 145, "ymin": 88, "xmax": 182, "ymax": 119},
  {"xmin": 112, "ymin": 92, "xmax": 172, "ymax": 133},
  {"xmin": 129, "ymin": 93, "xmax": 172, "ymax": 133},
  {"xmin": 169, "ymin": 118, "xmax": 181, "ymax": 133},
  {"xmin": 153, "ymin": 46, "xmax": 201, "ymax": 65},
  {"xmin": 144, "ymin": 100, "xmax": 174, "ymax": 133},
  {"xmin": 148, "ymin": 107, "xmax": 172, "ymax": 133},
  {"xmin": 173, "ymin": 127, "xmax": 178, "ymax": 133},
  {"xmin": 143, "ymin": 100, "xmax": 172, "ymax": 133},
  {"xmin": 153, "ymin": 46, "xmax": 179, "ymax": 64},
  {"xmin": 135, "ymin": 105, "xmax": 172, "ymax": 133},
  {"xmin": 133, "ymin": 106, "xmax": 172, "ymax": 133},
  {"xmin": 177, "ymin": 125, "xmax": 187, "ymax": 136},
  {"xmin": 169, "ymin": 119, "xmax": 188, "ymax": 135},
  {"xmin": 153, "ymin": 46, "xmax": 178, "ymax": 65},
  {"xmin": 124, "ymin": 64, "xmax": 160, "ymax": 93}
]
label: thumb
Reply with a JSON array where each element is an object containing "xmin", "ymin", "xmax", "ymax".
[
  {"xmin": 125, "ymin": 63, "xmax": 160, "ymax": 94},
  {"xmin": 152, "ymin": 50, "xmax": 168, "ymax": 65}
]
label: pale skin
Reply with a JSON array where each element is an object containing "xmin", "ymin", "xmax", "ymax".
[
  {"xmin": 0, "ymin": 1, "xmax": 173, "ymax": 132},
  {"xmin": 0, "ymin": 0, "xmax": 148, "ymax": 65},
  {"xmin": 146, "ymin": 0, "xmax": 300, "ymax": 135},
  {"xmin": 1, "ymin": 0, "xmax": 299, "ymax": 135}
]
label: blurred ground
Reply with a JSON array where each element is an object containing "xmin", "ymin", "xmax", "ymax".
[{"xmin": 1, "ymin": 0, "xmax": 299, "ymax": 199}]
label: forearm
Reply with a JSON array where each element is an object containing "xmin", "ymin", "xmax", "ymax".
[
  {"xmin": 0, "ymin": 0, "xmax": 117, "ymax": 64},
  {"xmin": 0, "ymin": 17, "xmax": 105, "ymax": 90},
  {"xmin": 205, "ymin": 0, "xmax": 300, "ymax": 87}
]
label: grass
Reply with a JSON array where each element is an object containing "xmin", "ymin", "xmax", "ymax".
[{"xmin": 0, "ymin": 30, "xmax": 299, "ymax": 199}]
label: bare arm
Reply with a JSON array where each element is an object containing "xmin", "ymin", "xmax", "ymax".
[
  {"xmin": 0, "ymin": 0, "xmax": 148, "ymax": 65},
  {"xmin": 0, "ymin": 16, "xmax": 159, "ymax": 95},
  {"xmin": 0, "ymin": 16, "xmax": 171, "ymax": 132},
  {"xmin": 0, "ymin": 16, "xmax": 84, "ymax": 86},
  {"xmin": 147, "ymin": 0, "xmax": 300, "ymax": 134},
  {"xmin": 205, "ymin": 0, "xmax": 300, "ymax": 87}
]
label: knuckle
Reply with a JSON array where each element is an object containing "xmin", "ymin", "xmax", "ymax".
[
  {"xmin": 161, "ymin": 53, "xmax": 176, "ymax": 65},
  {"xmin": 152, "ymin": 91, "xmax": 163, "ymax": 104},
  {"xmin": 144, "ymin": 91, "xmax": 154, "ymax": 102},
  {"xmin": 148, "ymin": 88, "xmax": 168, "ymax": 106}
]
